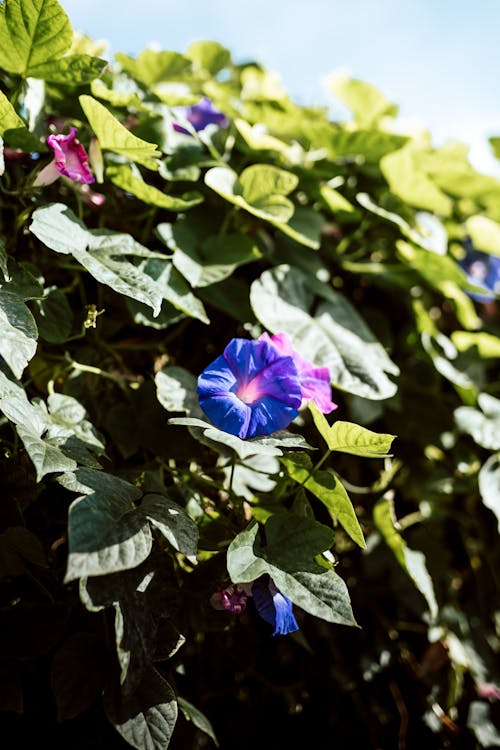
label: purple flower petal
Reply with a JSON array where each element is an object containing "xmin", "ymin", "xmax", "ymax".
[
  {"xmin": 252, "ymin": 576, "xmax": 299, "ymax": 636},
  {"xmin": 260, "ymin": 332, "xmax": 337, "ymax": 414},
  {"xmin": 46, "ymin": 127, "xmax": 95, "ymax": 184},
  {"xmin": 173, "ymin": 97, "xmax": 228, "ymax": 134},
  {"xmin": 197, "ymin": 338, "xmax": 301, "ymax": 439}
]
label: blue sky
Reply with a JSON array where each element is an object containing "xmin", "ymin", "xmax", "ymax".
[{"xmin": 60, "ymin": 0, "xmax": 500, "ymax": 175}]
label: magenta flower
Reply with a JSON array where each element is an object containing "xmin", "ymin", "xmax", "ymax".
[
  {"xmin": 173, "ymin": 97, "xmax": 228, "ymax": 135},
  {"xmin": 259, "ymin": 332, "xmax": 337, "ymax": 414},
  {"xmin": 197, "ymin": 337, "xmax": 302, "ymax": 439},
  {"xmin": 210, "ymin": 577, "xmax": 298, "ymax": 636},
  {"xmin": 34, "ymin": 127, "xmax": 94, "ymax": 186}
]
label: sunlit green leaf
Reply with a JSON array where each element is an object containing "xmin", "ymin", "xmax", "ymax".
[
  {"xmin": 455, "ymin": 393, "xmax": 500, "ymax": 450},
  {"xmin": 281, "ymin": 452, "xmax": 365, "ymax": 548},
  {"xmin": 478, "ymin": 453, "xmax": 500, "ymax": 533},
  {"xmin": 0, "ymin": 289, "xmax": 38, "ymax": 378},
  {"xmin": 115, "ymin": 49, "xmax": 191, "ymax": 86},
  {"xmin": 28, "ymin": 54, "xmax": 108, "ymax": 83},
  {"xmin": 0, "ymin": 0, "xmax": 72, "ymax": 76},
  {"xmin": 309, "ymin": 404, "xmax": 396, "ymax": 458},
  {"xmin": 328, "ymin": 73, "xmax": 398, "ymax": 128},
  {"xmin": 465, "ymin": 215, "xmax": 500, "ymax": 256},
  {"xmin": 79, "ymin": 95, "xmax": 161, "ymax": 169},
  {"xmin": 0, "ymin": 91, "xmax": 25, "ymax": 134},
  {"xmin": 107, "ymin": 164, "xmax": 203, "ymax": 211}
]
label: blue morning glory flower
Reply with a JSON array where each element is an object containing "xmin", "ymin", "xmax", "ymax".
[
  {"xmin": 459, "ymin": 237, "xmax": 500, "ymax": 303},
  {"xmin": 197, "ymin": 337, "xmax": 302, "ymax": 439},
  {"xmin": 173, "ymin": 97, "xmax": 228, "ymax": 134},
  {"xmin": 251, "ymin": 575, "xmax": 299, "ymax": 636}
]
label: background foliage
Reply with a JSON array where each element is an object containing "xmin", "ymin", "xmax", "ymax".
[{"xmin": 1, "ymin": 0, "xmax": 500, "ymax": 747}]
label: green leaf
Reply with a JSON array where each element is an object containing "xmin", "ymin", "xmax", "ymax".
[
  {"xmin": 328, "ymin": 74, "xmax": 398, "ymax": 128},
  {"xmin": 115, "ymin": 49, "xmax": 191, "ymax": 87},
  {"xmin": 168, "ymin": 417, "xmax": 284, "ymax": 459},
  {"xmin": 373, "ymin": 497, "xmax": 438, "ymax": 621},
  {"xmin": 28, "ymin": 54, "xmax": 108, "ymax": 84},
  {"xmin": 309, "ymin": 404, "xmax": 396, "ymax": 458},
  {"xmin": 32, "ymin": 287, "xmax": 73, "ymax": 343},
  {"xmin": 162, "ymin": 225, "xmax": 260, "ymax": 288},
  {"xmin": 451, "ymin": 331, "xmax": 500, "ymax": 358},
  {"xmin": 455, "ymin": 393, "xmax": 500, "ymax": 450},
  {"xmin": 186, "ymin": 40, "xmax": 230, "ymax": 75},
  {"xmin": 380, "ymin": 142, "xmax": 452, "ymax": 216},
  {"xmin": 0, "ymin": 135, "xmax": 4, "ymax": 176},
  {"xmin": 105, "ymin": 666, "xmax": 178, "ymax": 750},
  {"xmin": 478, "ymin": 453, "xmax": 500, "ymax": 533},
  {"xmin": 465, "ymin": 215, "xmax": 500, "ymax": 256},
  {"xmin": 155, "ymin": 366, "xmax": 198, "ymax": 414},
  {"xmin": 281, "ymin": 452, "xmax": 365, "ymax": 548},
  {"xmin": 0, "ymin": 289, "xmax": 38, "ymax": 378},
  {"xmin": 0, "ymin": 0, "xmax": 72, "ymax": 76},
  {"xmin": 30, "ymin": 204, "xmax": 164, "ymax": 316},
  {"xmin": 134, "ymin": 257, "xmax": 209, "ymax": 323},
  {"xmin": 16, "ymin": 423, "xmax": 77, "ymax": 481},
  {"xmin": 107, "ymin": 164, "xmax": 203, "ymax": 211},
  {"xmin": 139, "ymin": 493, "xmax": 199, "ymax": 556},
  {"xmin": 467, "ymin": 701, "xmax": 500, "ymax": 747},
  {"xmin": 250, "ymin": 265, "xmax": 399, "ymax": 399},
  {"xmin": 205, "ymin": 164, "xmax": 297, "ymax": 224},
  {"xmin": 0, "ymin": 91, "xmax": 25, "ymax": 135},
  {"xmin": 79, "ymin": 95, "xmax": 161, "ymax": 169},
  {"xmin": 65, "ymin": 470, "xmax": 151, "ymax": 581},
  {"xmin": 234, "ymin": 118, "xmax": 289, "ymax": 154},
  {"xmin": 227, "ymin": 520, "xmax": 357, "ymax": 626},
  {"xmin": 178, "ymin": 696, "xmax": 219, "ymax": 747}
]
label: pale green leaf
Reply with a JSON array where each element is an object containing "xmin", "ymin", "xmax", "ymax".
[
  {"xmin": 0, "ymin": 91, "xmax": 25, "ymax": 134},
  {"xmin": 455, "ymin": 393, "xmax": 500, "ymax": 450},
  {"xmin": 155, "ymin": 366, "xmax": 198, "ymax": 413},
  {"xmin": 0, "ymin": 289, "xmax": 38, "ymax": 378},
  {"xmin": 328, "ymin": 73, "xmax": 398, "ymax": 128},
  {"xmin": 451, "ymin": 331, "xmax": 500, "ymax": 358},
  {"xmin": 115, "ymin": 49, "xmax": 191, "ymax": 86},
  {"xmin": 0, "ymin": 0, "xmax": 72, "ymax": 76},
  {"xmin": 16, "ymin": 423, "xmax": 77, "ymax": 481},
  {"xmin": 467, "ymin": 701, "xmax": 500, "ymax": 748},
  {"xmin": 79, "ymin": 95, "xmax": 161, "ymax": 169},
  {"xmin": 250, "ymin": 265, "xmax": 399, "ymax": 399},
  {"xmin": 478, "ymin": 453, "xmax": 500, "ymax": 533},
  {"xmin": 186, "ymin": 40, "xmax": 230, "ymax": 75},
  {"xmin": 281, "ymin": 452, "xmax": 365, "ymax": 548},
  {"xmin": 28, "ymin": 54, "xmax": 108, "ymax": 84},
  {"xmin": 465, "ymin": 215, "xmax": 500, "ymax": 257},
  {"xmin": 234, "ymin": 118, "xmax": 289, "ymax": 154},
  {"xmin": 310, "ymin": 404, "xmax": 395, "ymax": 458},
  {"xmin": 168, "ymin": 417, "xmax": 283, "ymax": 459},
  {"xmin": 380, "ymin": 143, "xmax": 452, "ymax": 216},
  {"xmin": 107, "ymin": 164, "xmax": 203, "ymax": 211},
  {"xmin": 374, "ymin": 497, "xmax": 438, "ymax": 620},
  {"xmin": 134, "ymin": 257, "xmax": 208, "ymax": 323}
]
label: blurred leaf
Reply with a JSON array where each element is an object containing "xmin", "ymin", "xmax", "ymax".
[
  {"xmin": 0, "ymin": 0, "xmax": 72, "ymax": 76},
  {"xmin": 374, "ymin": 497, "xmax": 438, "ymax": 621},
  {"xmin": 32, "ymin": 287, "xmax": 73, "ymax": 343},
  {"xmin": 329, "ymin": 74, "xmax": 398, "ymax": 128},
  {"xmin": 478, "ymin": 453, "xmax": 500, "ymax": 533},
  {"xmin": 466, "ymin": 215, "xmax": 500, "ymax": 256},
  {"xmin": 29, "ymin": 54, "xmax": 108, "ymax": 83},
  {"xmin": 155, "ymin": 366, "xmax": 198, "ymax": 413},
  {"xmin": 281, "ymin": 452, "xmax": 365, "ymax": 548},
  {"xmin": 455, "ymin": 393, "xmax": 500, "ymax": 450},
  {"xmin": 186, "ymin": 40, "xmax": 230, "ymax": 75},
  {"xmin": 51, "ymin": 633, "xmax": 104, "ymax": 721},
  {"xmin": 178, "ymin": 696, "xmax": 219, "ymax": 747},
  {"xmin": 116, "ymin": 49, "xmax": 191, "ymax": 86},
  {"xmin": 250, "ymin": 265, "xmax": 399, "ymax": 399},
  {"xmin": 381, "ymin": 142, "xmax": 452, "ymax": 216},
  {"xmin": 107, "ymin": 164, "xmax": 203, "ymax": 211},
  {"xmin": 452, "ymin": 331, "xmax": 500, "ymax": 358},
  {"xmin": 79, "ymin": 94, "xmax": 161, "ymax": 169},
  {"xmin": 467, "ymin": 701, "xmax": 500, "ymax": 747}
]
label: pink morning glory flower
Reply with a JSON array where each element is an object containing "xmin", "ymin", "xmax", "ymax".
[
  {"xmin": 259, "ymin": 332, "xmax": 337, "ymax": 414},
  {"xmin": 34, "ymin": 127, "xmax": 94, "ymax": 186},
  {"xmin": 197, "ymin": 337, "xmax": 302, "ymax": 439}
]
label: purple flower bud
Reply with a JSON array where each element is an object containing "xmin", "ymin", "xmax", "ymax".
[{"xmin": 210, "ymin": 585, "xmax": 249, "ymax": 614}]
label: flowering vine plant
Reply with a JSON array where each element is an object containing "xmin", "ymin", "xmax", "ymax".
[{"xmin": 1, "ymin": 1, "xmax": 500, "ymax": 749}]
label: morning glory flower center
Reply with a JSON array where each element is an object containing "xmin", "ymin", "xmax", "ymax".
[{"xmin": 236, "ymin": 375, "xmax": 263, "ymax": 404}]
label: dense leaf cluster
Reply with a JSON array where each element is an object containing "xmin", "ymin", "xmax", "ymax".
[{"xmin": 1, "ymin": 0, "xmax": 500, "ymax": 747}]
